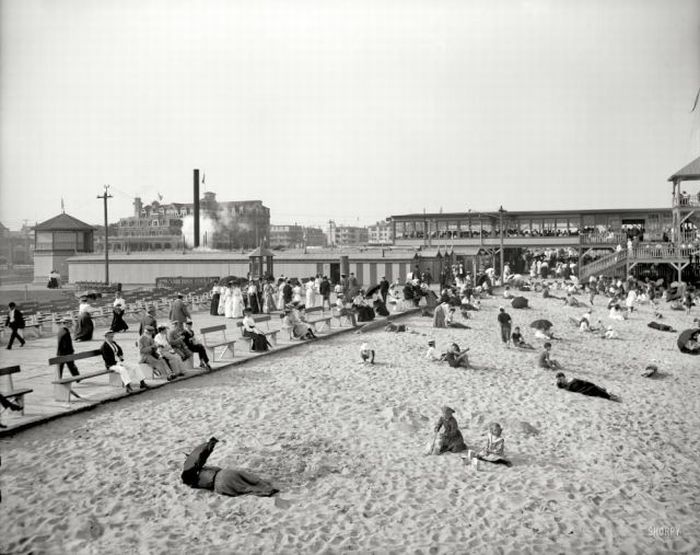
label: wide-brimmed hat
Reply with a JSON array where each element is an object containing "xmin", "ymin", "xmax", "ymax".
[
  {"xmin": 104, "ymin": 331, "xmax": 115, "ymax": 337},
  {"xmin": 441, "ymin": 406, "xmax": 455, "ymax": 415},
  {"xmin": 144, "ymin": 325, "xmax": 155, "ymax": 332},
  {"xmin": 428, "ymin": 340, "xmax": 435, "ymax": 346}
]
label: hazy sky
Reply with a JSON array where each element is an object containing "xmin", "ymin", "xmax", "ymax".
[{"xmin": 1, "ymin": 0, "xmax": 698, "ymax": 230}]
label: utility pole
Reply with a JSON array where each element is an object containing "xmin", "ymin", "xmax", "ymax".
[
  {"xmin": 498, "ymin": 205, "xmax": 506, "ymax": 284},
  {"xmin": 97, "ymin": 185, "xmax": 113, "ymax": 284}
]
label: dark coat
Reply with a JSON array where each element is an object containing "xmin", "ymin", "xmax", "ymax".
[
  {"xmin": 100, "ymin": 341, "xmax": 124, "ymax": 369},
  {"xmin": 57, "ymin": 326, "xmax": 75, "ymax": 356},
  {"xmin": 5, "ymin": 309, "xmax": 25, "ymax": 330}
]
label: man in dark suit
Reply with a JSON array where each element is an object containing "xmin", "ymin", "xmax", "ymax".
[
  {"xmin": 138, "ymin": 307, "xmax": 157, "ymax": 336},
  {"xmin": 56, "ymin": 318, "xmax": 80, "ymax": 378},
  {"xmin": 319, "ymin": 276, "xmax": 331, "ymax": 310},
  {"xmin": 379, "ymin": 276, "xmax": 390, "ymax": 304},
  {"xmin": 5, "ymin": 302, "xmax": 26, "ymax": 350},
  {"xmin": 100, "ymin": 331, "xmax": 149, "ymax": 393},
  {"xmin": 169, "ymin": 293, "xmax": 191, "ymax": 324}
]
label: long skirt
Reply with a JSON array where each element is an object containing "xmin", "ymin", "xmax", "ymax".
[
  {"xmin": 74, "ymin": 312, "xmax": 94, "ymax": 341},
  {"xmin": 213, "ymin": 468, "xmax": 278, "ymax": 497},
  {"xmin": 110, "ymin": 310, "xmax": 129, "ymax": 333},
  {"xmin": 210, "ymin": 293, "xmax": 221, "ymax": 315}
]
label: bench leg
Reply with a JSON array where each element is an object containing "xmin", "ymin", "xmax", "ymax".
[
  {"xmin": 109, "ymin": 372, "xmax": 124, "ymax": 388},
  {"xmin": 13, "ymin": 394, "xmax": 26, "ymax": 415},
  {"xmin": 54, "ymin": 382, "xmax": 73, "ymax": 403}
]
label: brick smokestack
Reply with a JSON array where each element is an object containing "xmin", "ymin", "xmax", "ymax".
[{"xmin": 193, "ymin": 169, "xmax": 200, "ymax": 248}]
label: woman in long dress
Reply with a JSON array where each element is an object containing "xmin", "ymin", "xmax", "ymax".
[
  {"xmin": 292, "ymin": 282, "xmax": 303, "ymax": 304},
  {"xmin": 247, "ymin": 281, "xmax": 260, "ymax": 313},
  {"xmin": 232, "ymin": 285, "xmax": 244, "ymax": 318},
  {"xmin": 210, "ymin": 282, "xmax": 221, "ymax": 316},
  {"xmin": 110, "ymin": 293, "xmax": 129, "ymax": 333},
  {"xmin": 74, "ymin": 297, "xmax": 94, "ymax": 342},
  {"xmin": 276, "ymin": 281, "xmax": 286, "ymax": 311},
  {"xmin": 218, "ymin": 282, "xmax": 230, "ymax": 315},
  {"xmin": 305, "ymin": 279, "xmax": 316, "ymax": 308},
  {"xmin": 223, "ymin": 284, "xmax": 235, "ymax": 319},
  {"xmin": 262, "ymin": 281, "xmax": 275, "ymax": 314}
]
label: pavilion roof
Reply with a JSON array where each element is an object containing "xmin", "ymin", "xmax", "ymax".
[
  {"xmin": 34, "ymin": 213, "xmax": 95, "ymax": 231},
  {"xmin": 668, "ymin": 155, "xmax": 700, "ymax": 182}
]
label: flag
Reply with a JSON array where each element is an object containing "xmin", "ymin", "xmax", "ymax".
[
  {"xmin": 61, "ymin": 197, "xmax": 65, "ymax": 213},
  {"xmin": 158, "ymin": 192, "xmax": 163, "ymax": 201},
  {"xmin": 202, "ymin": 172, "xmax": 206, "ymax": 185}
]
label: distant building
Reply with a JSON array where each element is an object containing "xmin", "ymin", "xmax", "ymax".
[
  {"xmin": 269, "ymin": 225, "xmax": 304, "ymax": 249},
  {"xmin": 334, "ymin": 225, "xmax": 369, "ymax": 247},
  {"xmin": 368, "ymin": 220, "xmax": 393, "ymax": 245},
  {"xmin": 304, "ymin": 226, "xmax": 327, "ymax": 247},
  {"xmin": 107, "ymin": 193, "xmax": 270, "ymax": 252}
]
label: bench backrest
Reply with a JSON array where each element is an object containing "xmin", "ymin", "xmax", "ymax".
[
  {"xmin": 49, "ymin": 349, "xmax": 103, "ymax": 366},
  {"xmin": 306, "ymin": 306, "xmax": 324, "ymax": 314},
  {"xmin": 200, "ymin": 324, "xmax": 227, "ymax": 335},
  {"xmin": 0, "ymin": 365, "xmax": 20, "ymax": 392}
]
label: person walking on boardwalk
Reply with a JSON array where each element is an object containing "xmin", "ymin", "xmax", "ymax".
[
  {"xmin": 4, "ymin": 302, "xmax": 26, "ymax": 350},
  {"xmin": 56, "ymin": 318, "xmax": 80, "ymax": 378},
  {"xmin": 169, "ymin": 293, "xmax": 191, "ymax": 324}
]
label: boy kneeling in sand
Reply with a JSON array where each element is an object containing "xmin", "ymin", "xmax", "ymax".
[{"xmin": 359, "ymin": 342, "xmax": 375, "ymax": 364}]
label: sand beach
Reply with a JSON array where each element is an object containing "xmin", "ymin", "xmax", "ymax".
[{"xmin": 1, "ymin": 291, "xmax": 699, "ymax": 554}]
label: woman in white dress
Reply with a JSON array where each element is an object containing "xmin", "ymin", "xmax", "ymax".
[
  {"xmin": 232, "ymin": 285, "xmax": 244, "ymax": 318},
  {"xmin": 218, "ymin": 282, "xmax": 229, "ymax": 315},
  {"xmin": 305, "ymin": 278, "xmax": 316, "ymax": 308},
  {"xmin": 292, "ymin": 282, "xmax": 303, "ymax": 304},
  {"xmin": 224, "ymin": 284, "xmax": 235, "ymax": 319},
  {"xmin": 276, "ymin": 281, "xmax": 286, "ymax": 311}
]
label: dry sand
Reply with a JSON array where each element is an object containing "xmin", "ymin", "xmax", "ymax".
[{"xmin": 1, "ymin": 292, "xmax": 699, "ymax": 554}]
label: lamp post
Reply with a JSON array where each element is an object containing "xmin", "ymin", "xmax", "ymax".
[{"xmin": 498, "ymin": 205, "xmax": 506, "ymax": 284}]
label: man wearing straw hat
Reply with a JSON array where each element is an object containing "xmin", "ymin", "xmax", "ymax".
[
  {"xmin": 100, "ymin": 331, "xmax": 149, "ymax": 393},
  {"xmin": 138, "ymin": 325, "xmax": 176, "ymax": 381}
]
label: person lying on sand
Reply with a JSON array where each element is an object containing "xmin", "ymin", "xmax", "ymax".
[
  {"xmin": 432, "ymin": 406, "xmax": 468, "ymax": 455},
  {"xmin": 647, "ymin": 321, "xmax": 675, "ymax": 332},
  {"xmin": 476, "ymin": 422, "xmax": 512, "ymax": 467},
  {"xmin": 446, "ymin": 307, "xmax": 470, "ymax": 329},
  {"xmin": 538, "ymin": 342, "xmax": 562, "ymax": 370},
  {"xmin": 443, "ymin": 343, "xmax": 470, "ymax": 369},
  {"xmin": 511, "ymin": 326, "xmax": 534, "ymax": 349},
  {"xmin": 555, "ymin": 372, "xmax": 621, "ymax": 402},
  {"xmin": 601, "ymin": 326, "xmax": 620, "ymax": 340},
  {"xmin": 384, "ymin": 323, "xmax": 407, "ymax": 333},
  {"xmin": 181, "ymin": 437, "xmax": 278, "ymax": 497}
]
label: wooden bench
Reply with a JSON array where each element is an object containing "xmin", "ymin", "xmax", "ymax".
[
  {"xmin": 305, "ymin": 306, "xmax": 333, "ymax": 332},
  {"xmin": 331, "ymin": 307, "xmax": 357, "ymax": 327},
  {"xmin": 235, "ymin": 315, "xmax": 280, "ymax": 348},
  {"xmin": 48, "ymin": 349, "xmax": 122, "ymax": 403},
  {"xmin": 0, "ymin": 366, "xmax": 33, "ymax": 415},
  {"xmin": 200, "ymin": 324, "xmax": 236, "ymax": 361}
]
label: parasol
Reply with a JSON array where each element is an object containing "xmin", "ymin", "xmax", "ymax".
[
  {"xmin": 511, "ymin": 296, "xmax": 529, "ymax": 309},
  {"xmin": 677, "ymin": 328, "xmax": 700, "ymax": 355},
  {"xmin": 530, "ymin": 319, "xmax": 553, "ymax": 331},
  {"xmin": 364, "ymin": 284, "xmax": 381, "ymax": 297}
]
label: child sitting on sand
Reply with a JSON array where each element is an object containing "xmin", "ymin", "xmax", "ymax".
[
  {"xmin": 511, "ymin": 326, "xmax": 534, "ymax": 349},
  {"xmin": 425, "ymin": 340, "xmax": 441, "ymax": 361},
  {"xmin": 538, "ymin": 342, "xmax": 562, "ymax": 370},
  {"xmin": 477, "ymin": 423, "xmax": 512, "ymax": 467},
  {"xmin": 359, "ymin": 342, "xmax": 375, "ymax": 364}
]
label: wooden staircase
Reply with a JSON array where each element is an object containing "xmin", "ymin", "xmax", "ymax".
[{"xmin": 579, "ymin": 250, "xmax": 628, "ymax": 281}]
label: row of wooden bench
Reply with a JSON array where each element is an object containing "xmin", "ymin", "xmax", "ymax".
[{"xmin": 0, "ymin": 306, "xmax": 351, "ymax": 414}]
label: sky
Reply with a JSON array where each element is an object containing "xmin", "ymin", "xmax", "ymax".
[{"xmin": 1, "ymin": 0, "xmax": 699, "ymax": 230}]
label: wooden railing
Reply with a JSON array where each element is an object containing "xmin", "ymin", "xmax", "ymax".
[
  {"xmin": 579, "ymin": 231, "xmax": 628, "ymax": 245},
  {"xmin": 579, "ymin": 250, "xmax": 627, "ymax": 278},
  {"xmin": 629, "ymin": 243, "xmax": 699, "ymax": 260},
  {"xmin": 673, "ymin": 195, "xmax": 700, "ymax": 208}
]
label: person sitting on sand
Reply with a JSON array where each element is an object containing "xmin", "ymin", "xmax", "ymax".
[
  {"xmin": 425, "ymin": 340, "xmax": 441, "ymax": 361},
  {"xmin": 432, "ymin": 406, "xmax": 468, "ymax": 455},
  {"xmin": 182, "ymin": 437, "xmax": 278, "ymax": 497},
  {"xmin": 555, "ymin": 372, "xmax": 621, "ymax": 402},
  {"xmin": 476, "ymin": 422, "xmax": 512, "ymax": 467},
  {"xmin": 542, "ymin": 284, "xmax": 562, "ymax": 300},
  {"xmin": 609, "ymin": 303, "xmax": 626, "ymax": 321},
  {"xmin": 602, "ymin": 325, "xmax": 619, "ymax": 340},
  {"xmin": 511, "ymin": 326, "xmax": 534, "ymax": 349},
  {"xmin": 562, "ymin": 293, "xmax": 581, "ymax": 307},
  {"xmin": 444, "ymin": 343, "xmax": 470, "ymax": 369},
  {"xmin": 503, "ymin": 285, "xmax": 514, "ymax": 299},
  {"xmin": 538, "ymin": 342, "xmax": 562, "ymax": 370},
  {"xmin": 359, "ymin": 342, "xmax": 375, "ymax": 364},
  {"xmin": 578, "ymin": 309, "xmax": 593, "ymax": 332},
  {"xmin": 446, "ymin": 307, "xmax": 470, "ymax": 329}
]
